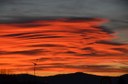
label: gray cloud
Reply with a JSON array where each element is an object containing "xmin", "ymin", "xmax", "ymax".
[
  {"xmin": 0, "ymin": 49, "xmax": 43, "ymax": 55},
  {"xmin": 11, "ymin": 23, "xmax": 50, "ymax": 28},
  {"xmin": 96, "ymin": 41, "xmax": 125, "ymax": 45},
  {"xmin": 112, "ymin": 48, "xmax": 128, "ymax": 53},
  {"xmin": 1, "ymin": 32, "xmax": 65, "ymax": 39},
  {"xmin": 29, "ymin": 44, "xmax": 65, "ymax": 47}
]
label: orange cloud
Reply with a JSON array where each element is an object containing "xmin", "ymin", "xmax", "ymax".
[{"xmin": 0, "ymin": 18, "xmax": 128, "ymax": 76}]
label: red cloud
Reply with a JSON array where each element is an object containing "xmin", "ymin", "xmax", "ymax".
[{"xmin": 0, "ymin": 18, "xmax": 127, "ymax": 76}]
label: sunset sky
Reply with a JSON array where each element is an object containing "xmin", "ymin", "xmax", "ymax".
[
  {"xmin": 0, "ymin": 18, "xmax": 128, "ymax": 76},
  {"xmin": 0, "ymin": 0, "xmax": 128, "ymax": 77}
]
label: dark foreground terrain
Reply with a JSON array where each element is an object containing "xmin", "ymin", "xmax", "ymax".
[{"xmin": 0, "ymin": 72, "xmax": 127, "ymax": 84}]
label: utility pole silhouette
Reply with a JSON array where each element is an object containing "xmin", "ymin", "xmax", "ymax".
[
  {"xmin": 32, "ymin": 62, "xmax": 37, "ymax": 75},
  {"xmin": 101, "ymin": 77, "xmax": 112, "ymax": 84}
]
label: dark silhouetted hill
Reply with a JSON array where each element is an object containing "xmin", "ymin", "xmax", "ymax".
[
  {"xmin": 118, "ymin": 74, "xmax": 128, "ymax": 84},
  {"xmin": 0, "ymin": 72, "xmax": 128, "ymax": 84}
]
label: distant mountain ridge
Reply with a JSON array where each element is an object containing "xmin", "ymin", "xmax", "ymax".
[{"xmin": 0, "ymin": 72, "xmax": 128, "ymax": 84}]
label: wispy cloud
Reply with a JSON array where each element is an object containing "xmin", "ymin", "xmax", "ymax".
[{"xmin": 0, "ymin": 18, "xmax": 128, "ymax": 76}]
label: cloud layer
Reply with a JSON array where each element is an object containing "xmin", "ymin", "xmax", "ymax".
[{"xmin": 0, "ymin": 18, "xmax": 128, "ymax": 76}]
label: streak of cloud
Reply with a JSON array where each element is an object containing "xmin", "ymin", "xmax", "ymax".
[{"xmin": 0, "ymin": 18, "xmax": 128, "ymax": 76}]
